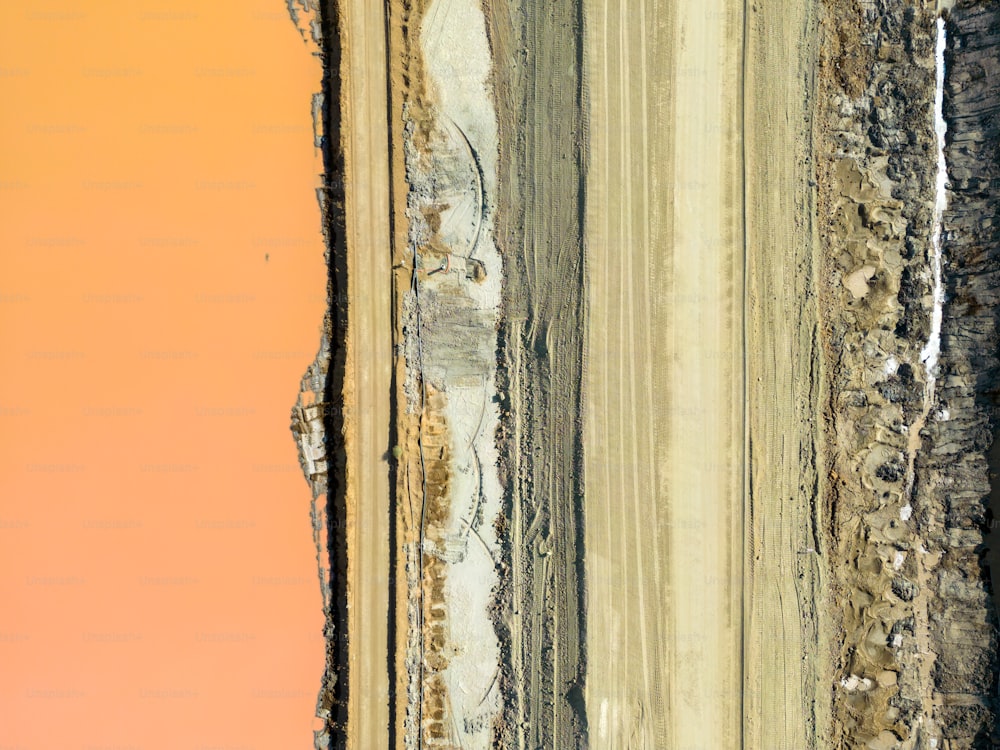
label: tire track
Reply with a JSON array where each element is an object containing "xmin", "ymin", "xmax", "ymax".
[
  {"xmin": 485, "ymin": 0, "xmax": 588, "ymax": 746},
  {"xmin": 583, "ymin": 0, "xmax": 744, "ymax": 746},
  {"xmin": 339, "ymin": 0, "xmax": 393, "ymax": 745}
]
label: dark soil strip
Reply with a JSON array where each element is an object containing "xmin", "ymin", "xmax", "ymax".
[
  {"xmin": 926, "ymin": 4, "xmax": 1000, "ymax": 743},
  {"xmin": 318, "ymin": 1, "xmax": 351, "ymax": 745},
  {"xmin": 485, "ymin": 0, "xmax": 589, "ymax": 746}
]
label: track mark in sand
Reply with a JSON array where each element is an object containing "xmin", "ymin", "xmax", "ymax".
[
  {"xmin": 483, "ymin": 0, "xmax": 588, "ymax": 745},
  {"xmin": 585, "ymin": 0, "xmax": 673, "ymax": 743},
  {"xmin": 584, "ymin": 0, "xmax": 743, "ymax": 745},
  {"xmin": 615, "ymin": 0, "xmax": 654, "ymax": 723}
]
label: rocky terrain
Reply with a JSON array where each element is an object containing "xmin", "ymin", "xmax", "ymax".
[
  {"xmin": 818, "ymin": 1, "xmax": 1000, "ymax": 746},
  {"xmin": 931, "ymin": 2, "xmax": 1000, "ymax": 742}
]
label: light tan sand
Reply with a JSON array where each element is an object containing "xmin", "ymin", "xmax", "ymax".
[
  {"xmin": 340, "ymin": 0, "xmax": 393, "ymax": 744},
  {"xmin": 583, "ymin": 0, "xmax": 745, "ymax": 746}
]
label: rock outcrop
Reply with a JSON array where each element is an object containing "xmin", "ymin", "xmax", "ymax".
[{"xmin": 819, "ymin": 1, "xmax": 1000, "ymax": 746}]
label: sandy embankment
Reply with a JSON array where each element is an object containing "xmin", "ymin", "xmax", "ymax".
[
  {"xmin": 390, "ymin": 0, "xmax": 506, "ymax": 745},
  {"xmin": 743, "ymin": 0, "xmax": 829, "ymax": 746}
]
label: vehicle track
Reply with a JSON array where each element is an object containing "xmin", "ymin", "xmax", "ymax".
[
  {"xmin": 485, "ymin": 0, "xmax": 589, "ymax": 746},
  {"xmin": 583, "ymin": 0, "xmax": 746, "ymax": 746},
  {"xmin": 338, "ymin": 0, "xmax": 393, "ymax": 745}
]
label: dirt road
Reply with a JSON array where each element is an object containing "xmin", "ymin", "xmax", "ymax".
[
  {"xmin": 583, "ymin": 0, "xmax": 745, "ymax": 746},
  {"xmin": 340, "ymin": 0, "xmax": 392, "ymax": 745}
]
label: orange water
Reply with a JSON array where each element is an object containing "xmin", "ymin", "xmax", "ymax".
[{"xmin": 0, "ymin": 2, "xmax": 326, "ymax": 747}]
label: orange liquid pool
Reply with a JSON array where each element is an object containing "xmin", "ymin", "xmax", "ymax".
[{"xmin": 0, "ymin": 2, "xmax": 326, "ymax": 747}]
